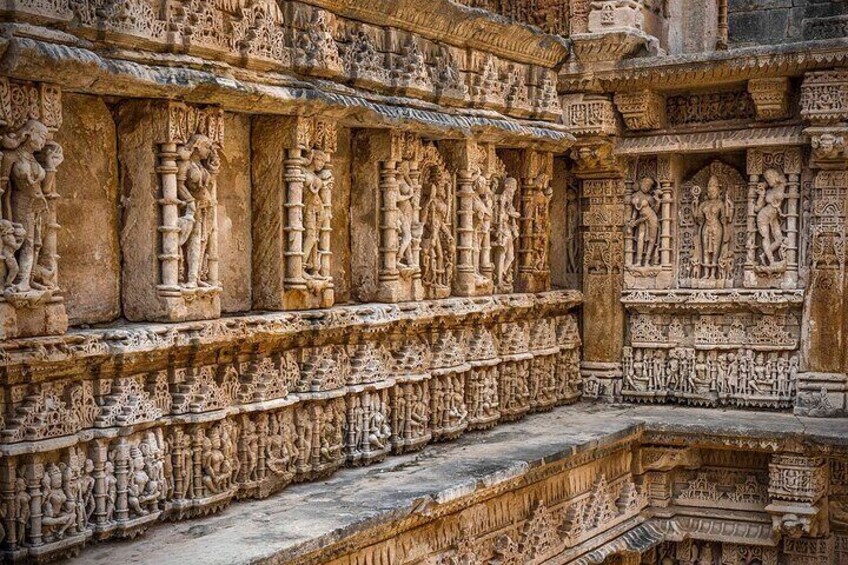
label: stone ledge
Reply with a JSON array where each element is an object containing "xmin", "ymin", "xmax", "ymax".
[{"xmin": 64, "ymin": 403, "xmax": 848, "ymax": 565}]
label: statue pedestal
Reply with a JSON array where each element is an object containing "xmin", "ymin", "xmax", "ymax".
[{"xmin": 0, "ymin": 293, "xmax": 67, "ymax": 339}]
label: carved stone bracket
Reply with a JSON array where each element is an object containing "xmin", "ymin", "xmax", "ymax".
[
  {"xmin": 0, "ymin": 78, "xmax": 68, "ymax": 338},
  {"xmin": 767, "ymin": 454, "xmax": 829, "ymax": 539},
  {"xmin": 562, "ymin": 94, "xmax": 620, "ymax": 138},
  {"xmin": 614, "ymin": 90, "xmax": 666, "ymax": 131},
  {"xmin": 749, "ymin": 78, "xmax": 791, "ymax": 122}
]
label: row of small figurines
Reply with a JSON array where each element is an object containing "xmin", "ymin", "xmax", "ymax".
[
  {"xmin": 622, "ymin": 346, "xmax": 799, "ymax": 400},
  {"xmin": 1, "ymin": 343, "xmax": 583, "ymax": 446},
  {"xmin": 0, "ymin": 351, "xmax": 583, "ymax": 557}
]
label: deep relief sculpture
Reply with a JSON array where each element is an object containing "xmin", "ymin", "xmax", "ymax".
[
  {"xmin": 679, "ymin": 161, "xmax": 745, "ymax": 288},
  {"xmin": 155, "ymin": 102, "xmax": 224, "ymax": 321},
  {"xmin": 420, "ymin": 143, "xmax": 456, "ymax": 300},
  {"xmin": 0, "ymin": 79, "xmax": 67, "ymax": 338}
]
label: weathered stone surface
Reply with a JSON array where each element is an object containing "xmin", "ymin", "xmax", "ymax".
[
  {"xmin": 1, "ymin": 0, "xmax": 848, "ymax": 563},
  {"xmin": 55, "ymin": 94, "xmax": 120, "ymax": 326}
]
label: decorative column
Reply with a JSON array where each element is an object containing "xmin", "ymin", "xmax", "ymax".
[
  {"xmin": 119, "ymin": 101, "xmax": 224, "ymax": 322},
  {"xmin": 252, "ymin": 116, "xmax": 336, "ymax": 310},
  {"xmin": 441, "ymin": 139, "xmax": 496, "ymax": 297},
  {"xmin": 351, "ymin": 130, "xmax": 424, "ymax": 303},
  {"xmin": 796, "ymin": 70, "xmax": 848, "ymax": 417},
  {"xmin": 501, "ymin": 149, "xmax": 554, "ymax": 293},
  {"xmin": 0, "ymin": 79, "xmax": 68, "ymax": 338},
  {"xmin": 572, "ymin": 141, "xmax": 626, "ymax": 400}
]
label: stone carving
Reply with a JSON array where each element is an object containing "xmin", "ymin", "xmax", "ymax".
[
  {"xmin": 296, "ymin": 8, "xmax": 343, "ymax": 76},
  {"xmin": 420, "ymin": 143, "xmax": 456, "ymax": 299},
  {"xmin": 679, "ymin": 161, "xmax": 745, "ymax": 288},
  {"xmin": 0, "ymin": 79, "xmax": 67, "ymax": 338},
  {"xmin": 492, "ymin": 176, "xmax": 520, "ymax": 293},
  {"xmin": 154, "ymin": 102, "xmax": 224, "ymax": 321}
]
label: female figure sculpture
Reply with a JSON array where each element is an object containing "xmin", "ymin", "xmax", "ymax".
[
  {"xmin": 692, "ymin": 175, "xmax": 733, "ymax": 280},
  {"xmin": 302, "ymin": 150, "xmax": 332, "ymax": 279},
  {"xmin": 629, "ymin": 176, "xmax": 660, "ymax": 267},
  {"xmin": 492, "ymin": 177, "xmax": 520, "ymax": 291},
  {"xmin": 755, "ymin": 168, "xmax": 787, "ymax": 268},
  {"xmin": 177, "ymin": 133, "xmax": 219, "ymax": 289},
  {"xmin": 421, "ymin": 169, "xmax": 454, "ymax": 294},
  {"xmin": 0, "ymin": 119, "xmax": 63, "ymax": 294}
]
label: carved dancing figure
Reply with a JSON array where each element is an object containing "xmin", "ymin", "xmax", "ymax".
[
  {"xmin": 755, "ymin": 168, "xmax": 787, "ymax": 268},
  {"xmin": 302, "ymin": 150, "xmax": 332, "ymax": 280},
  {"xmin": 629, "ymin": 177, "xmax": 660, "ymax": 267},
  {"xmin": 492, "ymin": 177, "xmax": 520, "ymax": 290},
  {"xmin": 691, "ymin": 175, "xmax": 733, "ymax": 280},
  {"xmin": 176, "ymin": 133, "xmax": 219, "ymax": 289},
  {"xmin": 421, "ymin": 169, "xmax": 454, "ymax": 291},
  {"xmin": 396, "ymin": 160, "xmax": 418, "ymax": 269},
  {"xmin": 0, "ymin": 120, "xmax": 63, "ymax": 293},
  {"xmin": 471, "ymin": 168, "xmax": 493, "ymax": 281}
]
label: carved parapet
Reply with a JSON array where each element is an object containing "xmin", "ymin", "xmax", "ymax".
[
  {"xmin": 614, "ymin": 90, "xmax": 666, "ymax": 131},
  {"xmin": 0, "ymin": 290, "xmax": 581, "ymax": 561},
  {"xmin": 767, "ymin": 454, "xmax": 829, "ymax": 538},
  {"xmin": 801, "ymin": 71, "xmax": 848, "ymax": 125},
  {"xmin": 561, "ymin": 94, "xmax": 620, "ymax": 139},
  {"xmin": 749, "ymin": 78, "xmax": 791, "ymax": 122},
  {"xmin": 0, "ymin": 78, "xmax": 68, "ymax": 339}
]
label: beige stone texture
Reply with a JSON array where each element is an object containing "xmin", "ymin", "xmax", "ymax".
[{"xmin": 55, "ymin": 94, "xmax": 121, "ymax": 325}]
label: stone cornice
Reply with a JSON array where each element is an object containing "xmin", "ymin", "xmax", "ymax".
[
  {"xmin": 615, "ymin": 125, "xmax": 806, "ymax": 156},
  {"xmin": 559, "ymin": 39, "xmax": 848, "ymax": 94},
  {"xmin": 0, "ymin": 34, "xmax": 574, "ymax": 150},
  {"xmin": 300, "ymin": 0, "xmax": 570, "ymax": 67}
]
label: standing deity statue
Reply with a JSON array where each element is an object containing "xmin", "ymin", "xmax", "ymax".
[
  {"xmin": 691, "ymin": 175, "xmax": 734, "ymax": 280},
  {"xmin": 471, "ymin": 168, "xmax": 493, "ymax": 282},
  {"xmin": 530, "ymin": 172, "xmax": 552, "ymax": 272},
  {"xmin": 0, "ymin": 119, "xmax": 63, "ymax": 294},
  {"xmin": 396, "ymin": 160, "xmax": 419, "ymax": 269},
  {"xmin": 492, "ymin": 177, "xmax": 520, "ymax": 291},
  {"xmin": 421, "ymin": 169, "xmax": 454, "ymax": 292},
  {"xmin": 176, "ymin": 133, "xmax": 219, "ymax": 289},
  {"xmin": 302, "ymin": 150, "xmax": 332, "ymax": 279},
  {"xmin": 755, "ymin": 168, "xmax": 787, "ymax": 268},
  {"xmin": 629, "ymin": 176, "xmax": 660, "ymax": 267}
]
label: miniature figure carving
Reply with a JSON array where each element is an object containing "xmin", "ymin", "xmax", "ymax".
[
  {"xmin": 755, "ymin": 168, "xmax": 787, "ymax": 270},
  {"xmin": 421, "ymin": 168, "xmax": 454, "ymax": 294},
  {"xmin": 493, "ymin": 177, "xmax": 520, "ymax": 291},
  {"xmin": 691, "ymin": 175, "xmax": 734, "ymax": 280},
  {"xmin": 0, "ymin": 119, "xmax": 63, "ymax": 294},
  {"xmin": 177, "ymin": 133, "xmax": 219, "ymax": 289},
  {"xmin": 629, "ymin": 177, "xmax": 660, "ymax": 267},
  {"xmin": 471, "ymin": 168, "xmax": 494, "ymax": 283},
  {"xmin": 302, "ymin": 150, "xmax": 332, "ymax": 280}
]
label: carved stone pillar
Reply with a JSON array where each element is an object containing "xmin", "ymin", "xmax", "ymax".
[
  {"xmin": 0, "ymin": 79, "xmax": 68, "ymax": 338},
  {"xmin": 119, "ymin": 101, "xmax": 223, "ymax": 322},
  {"xmin": 501, "ymin": 149, "xmax": 554, "ymax": 294},
  {"xmin": 441, "ymin": 140, "xmax": 497, "ymax": 297},
  {"xmin": 252, "ymin": 116, "xmax": 336, "ymax": 310},
  {"xmin": 572, "ymin": 141, "xmax": 626, "ymax": 400},
  {"xmin": 766, "ymin": 454, "xmax": 829, "ymax": 539},
  {"xmin": 797, "ymin": 70, "xmax": 848, "ymax": 417},
  {"xmin": 351, "ymin": 130, "xmax": 424, "ymax": 303}
]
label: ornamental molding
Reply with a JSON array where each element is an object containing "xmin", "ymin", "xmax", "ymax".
[{"xmin": 615, "ymin": 126, "xmax": 806, "ymax": 156}]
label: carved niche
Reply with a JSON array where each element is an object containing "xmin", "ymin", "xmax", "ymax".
[
  {"xmin": 624, "ymin": 156, "xmax": 675, "ymax": 288},
  {"xmin": 351, "ymin": 130, "xmax": 425, "ymax": 303},
  {"xmin": 284, "ymin": 117, "xmax": 337, "ymax": 310},
  {"xmin": 678, "ymin": 160, "xmax": 747, "ymax": 289},
  {"xmin": 419, "ymin": 142, "xmax": 456, "ymax": 300},
  {"xmin": 744, "ymin": 147, "xmax": 802, "ymax": 289},
  {"xmin": 0, "ymin": 78, "xmax": 68, "ymax": 338}
]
